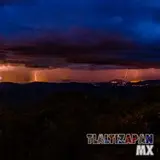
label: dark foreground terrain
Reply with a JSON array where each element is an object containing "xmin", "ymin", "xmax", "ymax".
[{"xmin": 0, "ymin": 82, "xmax": 160, "ymax": 159}]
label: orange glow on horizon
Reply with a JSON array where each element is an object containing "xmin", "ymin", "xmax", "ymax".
[
  {"xmin": 0, "ymin": 64, "xmax": 15, "ymax": 71},
  {"xmin": 0, "ymin": 63, "xmax": 159, "ymax": 83},
  {"xmin": 130, "ymin": 80, "xmax": 141, "ymax": 83}
]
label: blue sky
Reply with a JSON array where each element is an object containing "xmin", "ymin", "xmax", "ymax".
[
  {"xmin": 1, "ymin": 0, "xmax": 160, "ymax": 68},
  {"xmin": 1, "ymin": 0, "xmax": 160, "ymax": 43}
]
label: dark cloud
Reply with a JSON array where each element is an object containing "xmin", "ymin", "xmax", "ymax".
[{"xmin": 3, "ymin": 33, "xmax": 160, "ymax": 68}]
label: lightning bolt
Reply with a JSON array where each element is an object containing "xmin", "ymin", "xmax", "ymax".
[
  {"xmin": 124, "ymin": 69, "xmax": 128, "ymax": 80},
  {"xmin": 32, "ymin": 71, "xmax": 38, "ymax": 82}
]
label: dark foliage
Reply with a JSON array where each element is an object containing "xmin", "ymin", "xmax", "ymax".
[{"xmin": 0, "ymin": 83, "xmax": 160, "ymax": 159}]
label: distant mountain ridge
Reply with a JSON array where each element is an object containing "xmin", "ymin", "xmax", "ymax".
[{"xmin": 0, "ymin": 81, "xmax": 159, "ymax": 110}]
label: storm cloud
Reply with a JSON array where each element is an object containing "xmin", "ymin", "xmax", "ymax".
[{"xmin": 1, "ymin": 0, "xmax": 160, "ymax": 68}]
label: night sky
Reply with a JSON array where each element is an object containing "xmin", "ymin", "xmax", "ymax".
[{"xmin": 1, "ymin": 0, "xmax": 160, "ymax": 67}]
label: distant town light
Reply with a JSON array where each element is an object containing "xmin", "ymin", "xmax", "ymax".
[{"xmin": 109, "ymin": 79, "xmax": 128, "ymax": 86}]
